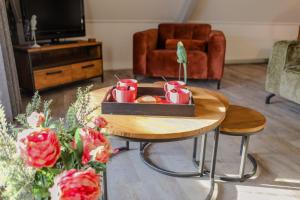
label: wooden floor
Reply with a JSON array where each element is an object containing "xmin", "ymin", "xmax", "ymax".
[{"xmin": 22, "ymin": 64, "xmax": 300, "ymax": 200}]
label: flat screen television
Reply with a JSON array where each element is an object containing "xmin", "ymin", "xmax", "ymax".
[{"xmin": 20, "ymin": 0, "xmax": 85, "ymax": 42}]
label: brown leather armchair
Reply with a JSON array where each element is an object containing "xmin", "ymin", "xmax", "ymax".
[{"xmin": 133, "ymin": 23, "xmax": 226, "ymax": 88}]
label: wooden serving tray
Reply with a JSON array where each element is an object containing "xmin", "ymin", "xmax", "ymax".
[{"xmin": 101, "ymin": 86, "xmax": 195, "ymax": 117}]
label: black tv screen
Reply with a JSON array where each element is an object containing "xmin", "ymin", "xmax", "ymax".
[{"xmin": 21, "ymin": 0, "xmax": 85, "ymax": 41}]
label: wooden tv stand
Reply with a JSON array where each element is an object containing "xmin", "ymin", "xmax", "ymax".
[{"xmin": 14, "ymin": 40, "xmax": 103, "ymax": 92}]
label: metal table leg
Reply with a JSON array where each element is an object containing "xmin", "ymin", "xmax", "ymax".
[
  {"xmin": 199, "ymin": 134, "xmax": 209, "ymax": 176},
  {"xmin": 118, "ymin": 141, "xmax": 130, "ymax": 152},
  {"xmin": 193, "ymin": 137, "xmax": 199, "ymax": 162},
  {"xmin": 239, "ymin": 136, "xmax": 249, "ymax": 178},
  {"xmin": 193, "ymin": 134, "xmax": 210, "ymax": 176},
  {"xmin": 103, "ymin": 141, "xmax": 131, "ymax": 200},
  {"xmin": 240, "ymin": 136, "xmax": 244, "ymax": 156},
  {"xmin": 111, "ymin": 141, "xmax": 130, "ymax": 158},
  {"xmin": 206, "ymin": 127, "xmax": 220, "ymax": 200},
  {"xmin": 219, "ymin": 136, "xmax": 258, "ymax": 182},
  {"xmin": 102, "ymin": 169, "xmax": 108, "ymax": 200}
]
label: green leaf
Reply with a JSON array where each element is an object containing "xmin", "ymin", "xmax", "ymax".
[
  {"xmin": 26, "ymin": 91, "xmax": 41, "ymax": 114},
  {"xmin": 33, "ymin": 185, "xmax": 50, "ymax": 199},
  {"xmin": 66, "ymin": 105, "xmax": 77, "ymax": 131},
  {"xmin": 88, "ymin": 161, "xmax": 106, "ymax": 173},
  {"xmin": 44, "ymin": 168, "xmax": 61, "ymax": 178},
  {"xmin": 75, "ymin": 128, "xmax": 83, "ymax": 156},
  {"xmin": 43, "ymin": 100, "xmax": 53, "ymax": 127},
  {"xmin": 48, "ymin": 123, "xmax": 56, "ymax": 129}
]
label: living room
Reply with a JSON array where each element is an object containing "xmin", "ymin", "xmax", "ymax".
[{"xmin": 0, "ymin": 0, "xmax": 300, "ymax": 200}]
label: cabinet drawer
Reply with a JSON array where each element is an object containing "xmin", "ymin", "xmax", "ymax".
[
  {"xmin": 72, "ymin": 60, "xmax": 102, "ymax": 81},
  {"xmin": 34, "ymin": 65, "xmax": 73, "ymax": 90}
]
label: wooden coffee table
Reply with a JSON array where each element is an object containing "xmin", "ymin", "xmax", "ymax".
[{"xmin": 90, "ymin": 83, "xmax": 228, "ymax": 200}]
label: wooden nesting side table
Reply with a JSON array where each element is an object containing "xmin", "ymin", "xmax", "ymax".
[{"xmin": 90, "ymin": 83, "xmax": 228, "ymax": 200}]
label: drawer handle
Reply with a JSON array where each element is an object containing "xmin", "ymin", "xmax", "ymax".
[
  {"xmin": 82, "ymin": 64, "xmax": 94, "ymax": 69},
  {"xmin": 46, "ymin": 70, "xmax": 63, "ymax": 75}
]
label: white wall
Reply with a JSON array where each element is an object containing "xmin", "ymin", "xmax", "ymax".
[
  {"xmin": 191, "ymin": 0, "xmax": 300, "ymax": 23},
  {"xmin": 86, "ymin": 21, "xmax": 163, "ymax": 70},
  {"xmin": 84, "ymin": 0, "xmax": 184, "ymax": 70},
  {"xmin": 84, "ymin": 0, "xmax": 300, "ymax": 70},
  {"xmin": 198, "ymin": 22, "xmax": 298, "ymax": 62},
  {"xmin": 190, "ymin": 0, "xmax": 300, "ymax": 62},
  {"xmin": 85, "ymin": 0, "xmax": 185, "ymax": 21}
]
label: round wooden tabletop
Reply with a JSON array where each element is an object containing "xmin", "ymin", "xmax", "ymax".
[
  {"xmin": 220, "ymin": 105, "xmax": 266, "ymax": 135},
  {"xmin": 89, "ymin": 83, "xmax": 227, "ymax": 141}
]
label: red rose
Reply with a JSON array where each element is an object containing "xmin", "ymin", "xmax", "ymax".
[
  {"xmin": 17, "ymin": 128, "xmax": 61, "ymax": 168},
  {"xmin": 93, "ymin": 116, "xmax": 108, "ymax": 129},
  {"xmin": 79, "ymin": 128, "xmax": 111, "ymax": 165},
  {"xmin": 27, "ymin": 112, "xmax": 45, "ymax": 128},
  {"xmin": 49, "ymin": 168, "xmax": 101, "ymax": 200}
]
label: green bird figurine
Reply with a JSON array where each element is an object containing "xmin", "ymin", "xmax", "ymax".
[{"xmin": 176, "ymin": 41, "xmax": 188, "ymax": 84}]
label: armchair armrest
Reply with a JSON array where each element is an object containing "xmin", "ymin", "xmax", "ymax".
[
  {"xmin": 133, "ymin": 29, "xmax": 158, "ymax": 75},
  {"xmin": 207, "ymin": 30, "xmax": 226, "ymax": 80},
  {"xmin": 266, "ymin": 40, "xmax": 300, "ymax": 93}
]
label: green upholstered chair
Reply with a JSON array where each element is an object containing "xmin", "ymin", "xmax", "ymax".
[{"xmin": 265, "ymin": 40, "xmax": 300, "ymax": 104}]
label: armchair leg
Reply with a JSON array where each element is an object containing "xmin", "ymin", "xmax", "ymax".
[
  {"xmin": 217, "ymin": 80, "xmax": 221, "ymax": 90},
  {"xmin": 265, "ymin": 94, "xmax": 275, "ymax": 104}
]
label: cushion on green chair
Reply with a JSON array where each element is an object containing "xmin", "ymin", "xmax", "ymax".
[{"xmin": 286, "ymin": 65, "xmax": 300, "ymax": 74}]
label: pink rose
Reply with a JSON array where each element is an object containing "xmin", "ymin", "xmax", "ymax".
[
  {"xmin": 90, "ymin": 144, "xmax": 111, "ymax": 164},
  {"xmin": 78, "ymin": 128, "xmax": 111, "ymax": 164},
  {"xmin": 17, "ymin": 128, "xmax": 61, "ymax": 168},
  {"xmin": 49, "ymin": 168, "xmax": 101, "ymax": 200},
  {"xmin": 93, "ymin": 116, "xmax": 108, "ymax": 128},
  {"xmin": 27, "ymin": 112, "xmax": 45, "ymax": 128}
]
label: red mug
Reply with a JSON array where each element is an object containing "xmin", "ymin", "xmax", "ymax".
[
  {"xmin": 164, "ymin": 81, "xmax": 186, "ymax": 92},
  {"xmin": 117, "ymin": 79, "xmax": 138, "ymax": 98},
  {"xmin": 112, "ymin": 86, "xmax": 136, "ymax": 103},
  {"xmin": 165, "ymin": 88, "xmax": 191, "ymax": 104}
]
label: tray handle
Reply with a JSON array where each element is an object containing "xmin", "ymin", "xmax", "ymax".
[{"xmin": 103, "ymin": 86, "xmax": 116, "ymax": 102}]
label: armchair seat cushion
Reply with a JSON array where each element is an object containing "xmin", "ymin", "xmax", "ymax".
[
  {"xmin": 147, "ymin": 50, "xmax": 208, "ymax": 79},
  {"xmin": 165, "ymin": 39, "xmax": 206, "ymax": 51},
  {"xmin": 133, "ymin": 23, "xmax": 226, "ymax": 81}
]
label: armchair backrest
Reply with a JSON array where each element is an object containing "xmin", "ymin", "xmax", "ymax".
[{"xmin": 157, "ymin": 23, "xmax": 212, "ymax": 49}]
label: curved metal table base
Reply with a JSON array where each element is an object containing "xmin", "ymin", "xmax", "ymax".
[
  {"xmin": 107, "ymin": 128, "xmax": 220, "ymax": 200},
  {"xmin": 140, "ymin": 142, "xmax": 205, "ymax": 177},
  {"xmin": 139, "ymin": 128, "xmax": 220, "ymax": 200},
  {"xmin": 218, "ymin": 153, "xmax": 257, "ymax": 182}
]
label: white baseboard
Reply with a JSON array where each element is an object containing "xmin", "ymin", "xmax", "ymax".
[{"xmin": 102, "ymin": 59, "xmax": 269, "ymax": 71}]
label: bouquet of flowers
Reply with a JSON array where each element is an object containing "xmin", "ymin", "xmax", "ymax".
[{"xmin": 0, "ymin": 86, "xmax": 112, "ymax": 200}]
